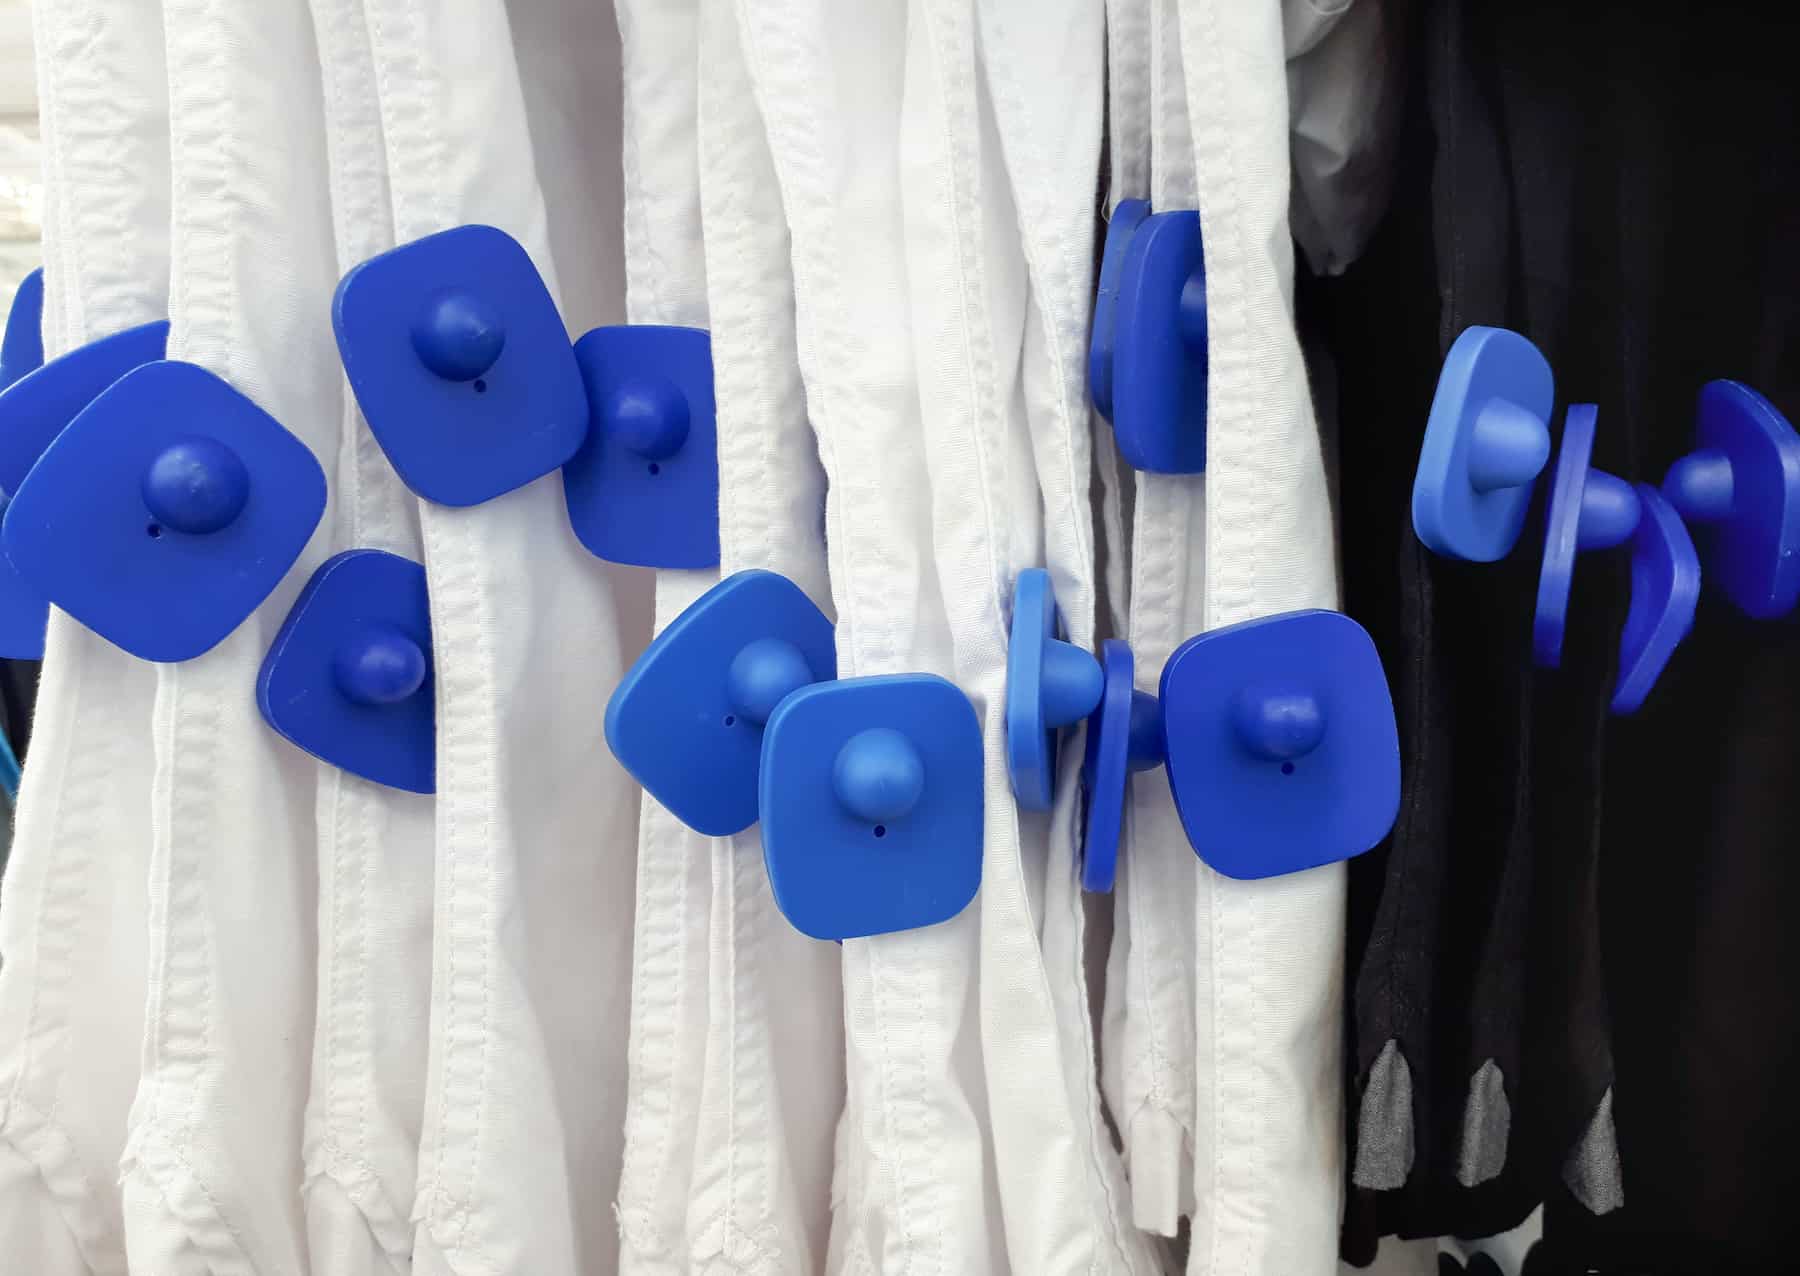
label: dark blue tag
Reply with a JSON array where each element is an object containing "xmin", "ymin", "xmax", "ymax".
[
  {"xmin": 0, "ymin": 319, "xmax": 169, "ymax": 496},
  {"xmin": 334, "ymin": 224, "xmax": 588, "ymax": 507},
  {"xmin": 1661, "ymin": 380, "xmax": 1800, "ymax": 619},
  {"xmin": 1111, "ymin": 209, "xmax": 1207, "ymax": 474},
  {"xmin": 0, "ymin": 267, "xmax": 44, "ymax": 392},
  {"xmin": 564, "ymin": 324, "xmax": 719, "ymax": 568},
  {"xmin": 1005, "ymin": 568, "xmax": 1102, "ymax": 812},
  {"xmin": 1162, "ymin": 610, "xmax": 1399, "ymax": 880},
  {"xmin": 259, "ymin": 549, "xmax": 435, "ymax": 792},
  {"xmin": 605, "ymin": 570, "xmax": 835, "ymax": 836},
  {"xmin": 1088, "ymin": 199, "xmax": 1149, "ymax": 422},
  {"xmin": 761, "ymin": 673, "xmax": 983, "ymax": 940},
  {"xmin": 1611, "ymin": 484, "xmax": 1700, "ymax": 715},
  {"xmin": 1, "ymin": 360, "xmax": 327, "ymax": 662},
  {"xmin": 1412, "ymin": 326, "xmax": 1554, "ymax": 563}
]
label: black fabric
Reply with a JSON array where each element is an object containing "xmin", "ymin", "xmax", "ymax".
[
  {"xmin": 1, "ymin": 660, "xmax": 37, "ymax": 761},
  {"xmin": 1325, "ymin": 0, "xmax": 1800, "ymax": 1269}
]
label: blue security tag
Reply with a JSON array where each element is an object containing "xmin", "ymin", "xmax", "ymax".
[
  {"xmin": 1005, "ymin": 568, "xmax": 1102, "ymax": 811},
  {"xmin": 1, "ymin": 360, "xmax": 327, "ymax": 662},
  {"xmin": 0, "ymin": 316, "xmax": 169, "ymax": 659},
  {"xmin": 1088, "ymin": 199, "xmax": 1150, "ymax": 421},
  {"xmin": 258, "ymin": 549, "xmax": 435, "ymax": 792},
  {"xmin": 1111, "ymin": 210, "xmax": 1207, "ymax": 473},
  {"xmin": 563, "ymin": 325, "xmax": 719, "ymax": 568},
  {"xmin": 1161, "ymin": 610, "xmax": 1399, "ymax": 880},
  {"xmin": 1412, "ymin": 326, "xmax": 1554, "ymax": 562},
  {"xmin": 761, "ymin": 673, "xmax": 983, "ymax": 940},
  {"xmin": 605, "ymin": 569, "xmax": 835, "ymax": 836},
  {"xmin": 1660, "ymin": 380, "xmax": 1800, "ymax": 620},
  {"xmin": 1079, "ymin": 641, "xmax": 1131, "ymax": 893},
  {"xmin": 0, "ymin": 494, "xmax": 48, "ymax": 659},
  {"xmin": 1611, "ymin": 484, "xmax": 1700, "ymax": 715},
  {"xmin": 1534, "ymin": 403, "xmax": 1641, "ymax": 669},
  {"xmin": 333, "ymin": 224, "xmax": 588, "ymax": 507},
  {"xmin": 0, "ymin": 319, "xmax": 169, "ymax": 495},
  {"xmin": 1, "ymin": 267, "xmax": 44, "ymax": 391}
]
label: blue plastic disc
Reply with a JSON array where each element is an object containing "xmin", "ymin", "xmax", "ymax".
[
  {"xmin": 1, "ymin": 360, "xmax": 327, "ymax": 662},
  {"xmin": 1088, "ymin": 199, "xmax": 1150, "ymax": 421},
  {"xmin": 1111, "ymin": 210, "xmax": 1207, "ymax": 474},
  {"xmin": 605, "ymin": 569, "xmax": 836, "ymax": 837},
  {"xmin": 761, "ymin": 673, "xmax": 983, "ymax": 940},
  {"xmin": 0, "ymin": 490, "xmax": 47, "ymax": 658},
  {"xmin": 0, "ymin": 319, "xmax": 169, "ymax": 496},
  {"xmin": 1161, "ymin": 609, "xmax": 1399, "ymax": 880},
  {"xmin": 1006, "ymin": 568, "xmax": 1102, "ymax": 812},
  {"xmin": 1611, "ymin": 483, "xmax": 1700, "ymax": 715},
  {"xmin": 1659, "ymin": 380, "xmax": 1800, "ymax": 619},
  {"xmin": 258, "ymin": 549, "xmax": 435, "ymax": 792},
  {"xmin": 1412, "ymin": 326, "xmax": 1554, "ymax": 562},
  {"xmin": 1079, "ymin": 639, "xmax": 1137, "ymax": 893},
  {"xmin": 1534, "ymin": 403, "xmax": 1644, "ymax": 669},
  {"xmin": 333, "ymin": 224, "xmax": 589, "ymax": 507},
  {"xmin": 1, "ymin": 267, "xmax": 44, "ymax": 392},
  {"xmin": 563, "ymin": 325, "xmax": 719, "ymax": 569}
]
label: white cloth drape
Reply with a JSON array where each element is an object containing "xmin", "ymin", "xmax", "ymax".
[
  {"xmin": 0, "ymin": 1, "xmax": 1366, "ymax": 1270},
  {"xmin": 0, "ymin": 1, "xmax": 166, "ymax": 1271}
]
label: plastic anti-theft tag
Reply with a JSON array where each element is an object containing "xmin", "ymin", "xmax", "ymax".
[
  {"xmin": 1088, "ymin": 199, "xmax": 1150, "ymax": 421},
  {"xmin": 1006, "ymin": 568, "xmax": 1102, "ymax": 811},
  {"xmin": 1412, "ymin": 326, "xmax": 1554, "ymax": 562},
  {"xmin": 1, "ymin": 267, "xmax": 44, "ymax": 391},
  {"xmin": 1111, "ymin": 209, "xmax": 1207, "ymax": 473},
  {"xmin": 1161, "ymin": 610, "xmax": 1399, "ymax": 880},
  {"xmin": 0, "ymin": 318, "xmax": 170, "ymax": 496},
  {"xmin": 1079, "ymin": 639, "xmax": 1147, "ymax": 894},
  {"xmin": 333, "ymin": 224, "xmax": 589, "ymax": 507},
  {"xmin": 1534, "ymin": 403, "xmax": 1643, "ymax": 669},
  {"xmin": 563, "ymin": 325, "xmax": 720, "ymax": 568},
  {"xmin": 0, "ymin": 317, "xmax": 170, "ymax": 659},
  {"xmin": 761, "ymin": 673, "xmax": 983, "ymax": 941},
  {"xmin": 0, "ymin": 269, "xmax": 51, "ymax": 656},
  {"xmin": 1661, "ymin": 380, "xmax": 1800, "ymax": 619},
  {"xmin": 258, "ymin": 549, "xmax": 435, "ymax": 792},
  {"xmin": 605, "ymin": 569, "xmax": 835, "ymax": 837},
  {"xmin": 1611, "ymin": 483, "xmax": 1699, "ymax": 715},
  {"xmin": 1, "ymin": 360, "xmax": 327, "ymax": 662}
]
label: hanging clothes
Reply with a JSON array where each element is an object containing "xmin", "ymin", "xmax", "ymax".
[{"xmin": 0, "ymin": 1, "xmax": 168, "ymax": 1270}]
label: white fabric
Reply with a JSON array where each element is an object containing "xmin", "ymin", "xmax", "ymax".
[
  {"xmin": 736, "ymin": 3, "xmax": 1004, "ymax": 1270},
  {"xmin": 357, "ymin": 1, "xmax": 638, "ymax": 1272},
  {"xmin": 1179, "ymin": 1, "xmax": 1344, "ymax": 1272},
  {"xmin": 301, "ymin": 0, "xmax": 433, "ymax": 1270},
  {"xmin": 120, "ymin": 0, "xmax": 336, "ymax": 1269},
  {"xmin": 0, "ymin": 2, "xmax": 167, "ymax": 1272},
  {"xmin": 1110, "ymin": 0, "xmax": 1203, "ymax": 1240},
  {"xmin": 609, "ymin": 3, "xmax": 717, "ymax": 1273},
  {"xmin": 688, "ymin": 2, "xmax": 843, "ymax": 1272},
  {"xmin": 1284, "ymin": 0, "xmax": 1404, "ymax": 277}
]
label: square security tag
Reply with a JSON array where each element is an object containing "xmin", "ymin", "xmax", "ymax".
[{"xmin": 333, "ymin": 224, "xmax": 588, "ymax": 507}]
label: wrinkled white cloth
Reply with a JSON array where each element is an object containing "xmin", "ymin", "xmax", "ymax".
[
  {"xmin": 687, "ymin": 0, "xmax": 843, "ymax": 1271},
  {"xmin": 1180, "ymin": 2, "xmax": 1344, "ymax": 1271},
  {"xmin": 358, "ymin": 1, "xmax": 639, "ymax": 1272},
  {"xmin": 0, "ymin": 2, "xmax": 167, "ymax": 1272},
  {"xmin": 299, "ymin": 0, "xmax": 433, "ymax": 1269},
  {"xmin": 1285, "ymin": 0, "xmax": 1405, "ymax": 277},
  {"xmin": 119, "ymin": 0, "xmax": 336, "ymax": 1269}
]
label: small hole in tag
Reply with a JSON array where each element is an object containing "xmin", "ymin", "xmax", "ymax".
[
  {"xmin": 723, "ymin": 714, "xmax": 736, "ymax": 727},
  {"xmin": 473, "ymin": 378, "xmax": 488, "ymax": 394},
  {"xmin": 1281, "ymin": 761, "xmax": 1296, "ymax": 775},
  {"xmin": 146, "ymin": 523, "xmax": 163, "ymax": 539},
  {"xmin": 648, "ymin": 462, "xmax": 661, "ymax": 475},
  {"xmin": 873, "ymin": 825, "xmax": 887, "ymax": 838}
]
